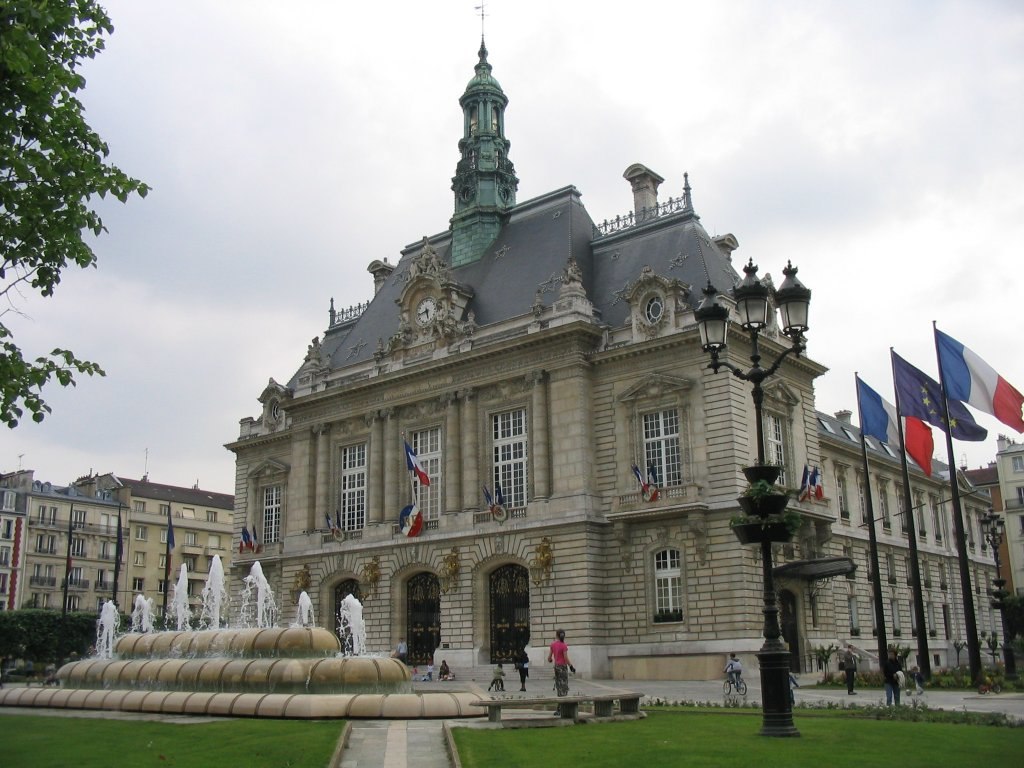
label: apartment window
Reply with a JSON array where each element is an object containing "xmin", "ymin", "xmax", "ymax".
[
  {"xmin": 890, "ymin": 599, "xmax": 901, "ymax": 633},
  {"xmin": 158, "ymin": 580, "xmax": 167, "ymax": 594},
  {"xmin": 183, "ymin": 555, "xmax": 197, "ymax": 571},
  {"xmin": 896, "ymin": 486, "xmax": 908, "ymax": 534},
  {"xmin": 0, "ymin": 490, "xmax": 14, "ymax": 511},
  {"xmin": 0, "ymin": 546, "xmax": 10, "ymax": 566},
  {"xmin": 1012, "ymin": 455, "xmax": 1024, "ymax": 472},
  {"xmin": 263, "ymin": 485, "xmax": 282, "ymax": 542},
  {"xmin": 643, "ymin": 409, "xmax": 683, "ymax": 487},
  {"xmin": 763, "ymin": 413, "xmax": 787, "ymax": 483},
  {"xmin": 843, "ymin": 546, "xmax": 855, "ymax": 579},
  {"xmin": 848, "ymin": 595, "xmax": 860, "ymax": 631},
  {"xmin": 66, "ymin": 595, "xmax": 80, "ymax": 612},
  {"xmin": 915, "ymin": 493, "xmax": 927, "ymax": 538},
  {"xmin": 931, "ymin": 497, "xmax": 943, "ymax": 542},
  {"xmin": 134, "ymin": 552, "xmax": 146, "ymax": 567},
  {"xmin": 132, "ymin": 577, "xmax": 145, "ymax": 592},
  {"xmin": 68, "ymin": 566, "xmax": 84, "ymax": 586},
  {"xmin": 653, "ymin": 548, "xmax": 683, "ymax": 622},
  {"xmin": 71, "ymin": 508, "xmax": 86, "ymax": 529},
  {"xmin": 160, "ymin": 504, "xmax": 171, "ymax": 517},
  {"xmin": 96, "ymin": 569, "xmax": 109, "ymax": 589},
  {"xmin": 493, "ymin": 409, "xmax": 528, "ymax": 508},
  {"xmin": 159, "ymin": 554, "xmax": 167, "ymax": 570},
  {"xmin": 910, "ymin": 600, "xmax": 917, "ymax": 635},
  {"xmin": 133, "ymin": 501, "xmax": 146, "ymax": 513},
  {"xmin": 208, "ymin": 534, "xmax": 221, "ymax": 550},
  {"xmin": 1, "ymin": 519, "xmax": 11, "ymax": 539},
  {"xmin": 70, "ymin": 537, "xmax": 85, "ymax": 557},
  {"xmin": 339, "ymin": 444, "xmax": 366, "ymax": 532},
  {"xmin": 100, "ymin": 540, "xmax": 114, "ymax": 559},
  {"xmin": 412, "ymin": 427, "xmax": 442, "ymax": 520},
  {"xmin": 904, "ymin": 556, "xmax": 912, "ymax": 585},
  {"xmin": 836, "ymin": 471, "xmax": 849, "ymax": 520},
  {"xmin": 0, "ymin": 573, "xmax": 7, "ymax": 592},
  {"xmin": 181, "ymin": 507, "xmax": 195, "ymax": 519},
  {"xmin": 135, "ymin": 525, "xmax": 148, "ymax": 541},
  {"xmin": 206, "ymin": 510, "xmax": 218, "ymax": 522},
  {"xmin": 184, "ymin": 531, "xmax": 198, "ymax": 546},
  {"xmin": 878, "ymin": 482, "xmax": 891, "ymax": 530},
  {"xmin": 35, "ymin": 534, "xmax": 56, "ymax": 553},
  {"xmin": 857, "ymin": 476, "xmax": 868, "ymax": 525},
  {"xmin": 885, "ymin": 552, "xmax": 897, "ymax": 584}
]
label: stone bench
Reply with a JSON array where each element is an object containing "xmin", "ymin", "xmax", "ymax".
[{"xmin": 470, "ymin": 692, "xmax": 643, "ymax": 723}]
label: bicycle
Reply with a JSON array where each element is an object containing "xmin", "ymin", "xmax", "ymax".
[{"xmin": 723, "ymin": 675, "xmax": 748, "ymax": 696}]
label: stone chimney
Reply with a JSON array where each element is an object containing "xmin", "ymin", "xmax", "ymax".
[
  {"xmin": 623, "ymin": 164, "xmax": 664, "ymax": 218},
  {"xmin": 834, "ymin": 410, "xmax": 853, "ymax": 425},
  {"xmin": 367, "ymin": 258, "xmax": 395, "ymax": 295}
]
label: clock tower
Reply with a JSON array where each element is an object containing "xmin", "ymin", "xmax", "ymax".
[{"xmin": 449, "ymin": 39, "xmax": 519, "ymax": 268}]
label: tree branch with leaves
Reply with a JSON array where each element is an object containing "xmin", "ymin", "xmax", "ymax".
[{"xmin": 0, "ymin": 0, "xmax": 148, "ymax": 426}]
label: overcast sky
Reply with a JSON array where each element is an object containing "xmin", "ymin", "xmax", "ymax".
[{"xmin": 4, "ymin": 0, "xmax": 1023, "ymax": 494}]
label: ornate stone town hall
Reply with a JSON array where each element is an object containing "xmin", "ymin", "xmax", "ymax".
[{"xmin": 226, "ymin": 41, "xmax": 997, "ymax": 679}]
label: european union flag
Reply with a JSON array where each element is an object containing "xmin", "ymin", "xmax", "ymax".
[{"xmin": 892, "ymin": 352, "xmax": 987, "ymax": 441}]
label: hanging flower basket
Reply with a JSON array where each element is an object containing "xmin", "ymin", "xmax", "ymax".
[
  {"xmin": 731, "ymin": 520, "xmax": 795, "ymax": 545},
  {"xmin": 742, "ymin": 465, "xmax": 782, "ymax": 486},
  {"xmin": 737, "ymin": 494, "xmax": 791, "ymax": 517}
]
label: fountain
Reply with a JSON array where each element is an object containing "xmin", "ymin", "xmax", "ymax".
[
  {"xmin": 169, "ymin": 564, "xmax": 191, "ymax": 631},
  {"xmin": 338, "ymin": 593, "xmax": 365, "ymax": 656},
  {"xmin": 294, "ymin": 591, "xmax": 315, "ymax": 628},
  {"xmin": 0, "ymin": 561, "xmax": 479, "ymax": 719},
  {"xmin": 199, "ymin": 555, "xmax": 227, "ymax": 630},
  {"xmin": 130, "ymin": 594, "xmax": 155, "ymax": 634},
  {"xmin": 95, "ymin": 600, "xmax": 120, "ymax": 659}
]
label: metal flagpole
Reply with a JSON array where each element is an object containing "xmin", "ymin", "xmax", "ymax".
[
  {"xmin": 111, "ymin": 503, "xmax": 123, "ymax": 606},
  {"xmin": 931, "ymin": 323, "xmax": 983, "ymax": 684},
  {"xmin": 62, "ymin": 504, "xmax": 74, "ymax": 616},
  {"xmin": 855, "ymin": 374, "xmax": 889, "ymax": 665},
  {"xmin": 889, "ymin": 351, "xmax": 932, "ymax": 679}
]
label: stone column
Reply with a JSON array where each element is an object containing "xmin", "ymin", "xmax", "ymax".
[
  {"xmin": 314, "ymin": 423, "xmax": 331, "ymax": 528},
  {"xmin": 550, "ymin": 363, "xmax": 595, "ymax": 496},
  {"xmin": 369, "ymin": 411, "xmax": 385, "ymax": 525},
  {"xmin": 461, "ymin": 389, "xmax": 479, "ymax": 510},
  {"xmin": 444, "ymin": 392, "xmax": 462, "ymax": 514},
  {"xmin": 530, "ymin": 370, "xmax": 550, "ymax": 500},
  {"xmin": 383, "ymin": 408, "xmax": 399, "ymax": 522},
  {"xmin": 288, "ymin": 431, "xmax": 312, "ymax": 536}
]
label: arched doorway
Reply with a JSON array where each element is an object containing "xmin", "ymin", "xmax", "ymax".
[
  {"xmin": 780, "ymin": 589, "xmax": 801, "ymax": 672},
  {"xmin": 334, "ymin": 579, "xmax": 363, "ymax": 653},
  {"xmin": 407, "ymin": 572, "xmax": 441, "ymax": 665},
  {"xmin": 489, "ymin": 564, "xmax": 530, "ymax": 663}
]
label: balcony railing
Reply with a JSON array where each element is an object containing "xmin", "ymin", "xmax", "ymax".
[
  {"xmin": 65, "ymin": 578, "xmax": 90, "ymax": 590},
  {"xmin": 29, "ymin": 576, "xmax": 56, "ymax": 587},
  {"xmin": 95, "ymin": 580, "xmax": 113, "ymax": 592}
]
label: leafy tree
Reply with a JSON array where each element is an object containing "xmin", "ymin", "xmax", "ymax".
[
  {"xmin": 0, "ymin": 0, "xmax": 148, "ymax": 427},
  {"xmin": 814, "ymin": 643, "xmax": 839, "ymax": 683}
]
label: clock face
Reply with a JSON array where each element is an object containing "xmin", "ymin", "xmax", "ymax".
[{"xmin": 416, "ymin": 297, "xmax": 437, "ymax": 326}]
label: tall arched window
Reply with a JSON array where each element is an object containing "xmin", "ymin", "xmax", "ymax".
[{"xmin": 653, "ymin": 548, "xmax": 682, "ymax": 623}]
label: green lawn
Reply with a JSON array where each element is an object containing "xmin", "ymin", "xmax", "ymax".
[
  {"xmin": 0, "ymin": 716, "xmax": 342, "ymax": 768},
  {"xmin": 452, "ymin": 710, "xmax": 1024, "ymax": 768}
]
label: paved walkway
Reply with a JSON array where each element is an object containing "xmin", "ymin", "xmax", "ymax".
[{"xmin": 5, "ymin": 674, "xmax": 1024, "ymax": 768}]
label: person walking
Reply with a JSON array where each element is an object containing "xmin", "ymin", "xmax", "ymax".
[
  {"xmin": 547, "ymin": 629, "xmax": 574, "ymax": 697},
  {"xmin": 395, "ymin": 638, "xmax": 408, "ymax": 665},
  {"xmin": 883, "ymin": 647, "xmax": 903, "ymax": 707},
  {"xmin": 840, "ymin": 644, "xmax": 859, "ymax": 695},
  {"xmin": 515, "ymin": 647, "xmax": 530, "ymax": 691}
]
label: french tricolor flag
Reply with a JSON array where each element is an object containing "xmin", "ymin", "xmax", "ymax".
[
  {"xmin": 856, "ymin": 375, "xmax": 934, "ymax": 476},
  {"xmin": 936, "ymin": 329, "xmax": 1024, "ymax": 432},
  {"xmin": 405, "ymin": 441, "xmax": 431, "ymax": 486}
]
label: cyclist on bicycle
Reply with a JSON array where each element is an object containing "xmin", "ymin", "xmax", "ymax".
[{"xmin": 724, "ymin": 653, "xmax": 743, "ymax": 686}]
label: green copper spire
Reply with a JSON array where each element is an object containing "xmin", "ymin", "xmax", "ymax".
[{"xmin": 450, "ymin": 39, "xmax": 519, "ymax": 267}]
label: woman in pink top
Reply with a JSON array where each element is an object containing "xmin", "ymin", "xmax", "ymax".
[{"xmin": 547, "ymin": 629, "xmax": 575, "ymax": 696}]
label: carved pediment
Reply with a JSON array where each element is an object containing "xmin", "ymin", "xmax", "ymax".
[
  {"xmin": 763, "ymin": 380, "xmax": 800, "ymax": 409},
  {"xmin": 618, "ymin": 372, "xmax": 694, "ymax": 404},
  {"xmin": 248, "ymin": 457, "xmax": 289, "ymax": 480}
]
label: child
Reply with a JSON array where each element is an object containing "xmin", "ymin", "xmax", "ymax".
[
  {"xmin": 426, "ymin": 659, "xmax": 434, "ymax": 681},
  {"xmin": 488, "ymin": 662, "xmax": 506, "ymax": 692},
  {"xmin": 724, "ymin": 653, "xmax": 743, "ymax": 685},
  {"xmin": 909, "ymin": 666, "xmax": 924, "ymax": 695}
]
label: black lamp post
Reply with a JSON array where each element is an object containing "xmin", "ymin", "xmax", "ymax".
[
  {"xmin": 980, "ymin": 509, "xmax": 1018, "ymax": 680},
  {"xmin": 695, "ymin": 259, "xmax": 810, "ymax": 738}
]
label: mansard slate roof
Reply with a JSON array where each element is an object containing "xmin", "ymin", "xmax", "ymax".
[{"xmin": 285, "ymin": 45, "xmax": 742, "ymax": 387}]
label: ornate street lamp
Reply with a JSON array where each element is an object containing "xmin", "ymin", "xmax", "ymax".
[
  {"xmin": 694, "ymin": 258, "xmax": 810, "ymax": 738},
  {"xmin": 980, "ymin": 509, "xmax": 1018, "ymax": 680}
]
